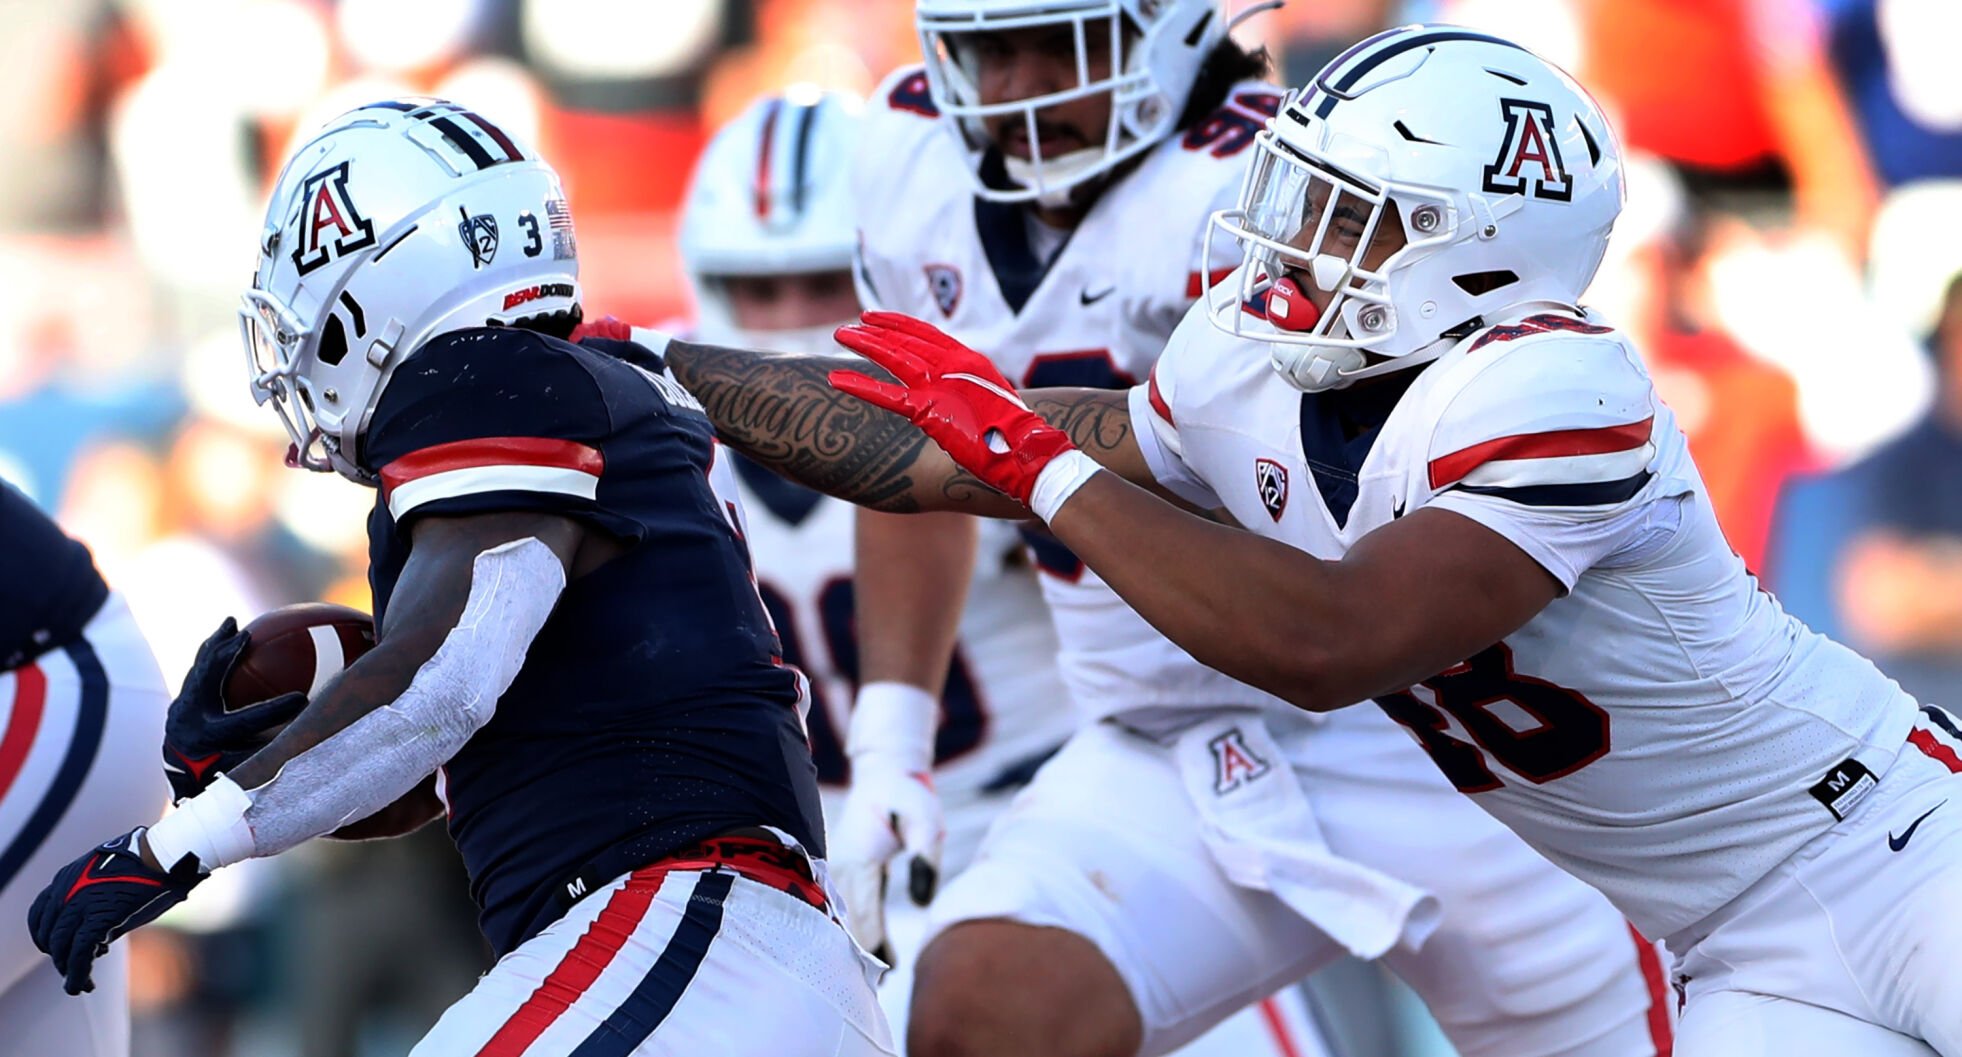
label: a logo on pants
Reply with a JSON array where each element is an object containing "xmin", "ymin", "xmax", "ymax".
[{"xmin": 1210, "ymin": 727, "xmax": 1272, "ymax": 794}]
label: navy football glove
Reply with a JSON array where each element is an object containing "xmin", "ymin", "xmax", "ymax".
[
  {"xmin": 28, "ymin": 828, "xmax": 203, "ymax": 994},
  {"xmin": 162, "ymin": 618, "xmax": 306, "ymax": 803}
]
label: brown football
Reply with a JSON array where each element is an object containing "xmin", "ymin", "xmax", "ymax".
[{"xmin": 226, "ymin": 603, "xmax": 377, "ymax": 709}]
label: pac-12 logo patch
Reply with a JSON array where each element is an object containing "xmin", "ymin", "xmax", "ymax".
[
  {"xmin": 924, "ymin": 263, "xmax": 962, "ymax": 317},
  {"xmin": 1255, "ymin": 458, "xmax": 1289, "ymax": 521},
  {"xmin": 457, "ymin": 207, "xmax": 499, "ymax": 269},
  {"xmin": 1481, "ymin": 98, "xmax": 1572, "ymax": 202},
  {"xmin": 1210, "ymin": 727, "xmax": 1272, "ymax": 794},
  {"xmin": 290, "ymin": 162, "xmax": 376, "ymax": 275}
]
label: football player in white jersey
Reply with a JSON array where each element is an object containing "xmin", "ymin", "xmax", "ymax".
[
  {"xmin": 675, "ymin": 90, "xmax": 1078, "ymax": 1048},
  {"xmin": 830, "ymin": 3, "xmax": 1669, "ymax": 1057},
  {"xmin": 795, "ymin": 24, "xmax": 1962, "ymax": 1057},
  {"xmin": 0, "ymin": 487, "xmax": 170, "ymax": 1056}
]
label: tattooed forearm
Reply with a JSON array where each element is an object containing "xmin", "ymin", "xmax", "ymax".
[
  {"xmin": 666, "ymin": 339, "xmax": 1019, "ymax": 515},
  {"xmin": 1029, "ymin": 389, "xmax": 1137, "ymax": 465}
]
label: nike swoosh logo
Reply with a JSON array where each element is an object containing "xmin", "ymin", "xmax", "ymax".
[
  {"xmin": 1392, "ymin": 497, "xmax": 1407, "ymax": 519},
  {"xmin": 1889, "ymin": 800, "xmax": 1945, "ymax": 852},
  {"xmin": 1080, "ymin": 287, "xmax": 1115, "ymax": 306}
]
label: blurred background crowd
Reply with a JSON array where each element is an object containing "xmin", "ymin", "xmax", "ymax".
[{"xmin": 2, "ymin": 0, "xmax": 1960, "ymax": 1053}]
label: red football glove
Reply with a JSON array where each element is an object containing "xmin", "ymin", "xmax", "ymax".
[
  {"xmin": 831, "ymin": 312, "xmax": 1076, "ymax": 505},
  {"xmin": 569, "ymin": 315, "xmax": 633, "ymax": 343}
]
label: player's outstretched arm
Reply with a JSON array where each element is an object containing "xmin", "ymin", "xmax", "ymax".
[
  {"xmin": 1047, "ymin": 476, "xmax": 1563, "ymax": 711},
  {"xmin": 661, "ymin": 334, "xmax": 1158, "ymax": 515},
  {"xmin": 828, "ymin": 311, "xmax": 1566, "ymax": 713}
]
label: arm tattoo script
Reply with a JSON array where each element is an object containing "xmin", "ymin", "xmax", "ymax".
[
  {"xmin": 1031, "ymin": 389, "xmax": 1135, "ymax": 462},
  {"xmin": 666, "ymin": 339, "xmax": 1015, "ymax": 514}
]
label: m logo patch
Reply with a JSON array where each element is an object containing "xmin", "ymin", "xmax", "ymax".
[
  {"xmin": 924, "ymin": 263, "xmax": 962, "ymax": 317},
  {"xmin": 290, "ymin": 162, "xmax": 376, "ymax": 275},
  {"xmin": 1481, "ymin": 99, "xmax": 1572, "ymax": 202},
  {"xmin": 1255, "ymin": 458, "xmax": 1289, "ymax": 521},
  {"xmin": 1210, "ymin": 727, "xmax": 1272, "ymax": 794},
  {"xmin": 457, "ymin": 207, "xmax": 499, "ymax": 269}
]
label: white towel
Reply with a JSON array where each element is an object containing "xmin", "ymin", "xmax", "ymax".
[{"xmin": 1173, "ymin": 712, "xmax": 1442, "ymax": 960}]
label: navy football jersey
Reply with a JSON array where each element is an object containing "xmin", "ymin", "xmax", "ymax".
[
  {"xmin": 359, "ymin": 326, "xmax": 823, "ymax": 955},
  {"xmin": 0, "ymin": 482, "xmax": 108, "ymax": 671}
]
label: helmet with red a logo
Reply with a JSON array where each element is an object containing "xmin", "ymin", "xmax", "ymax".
[
  {"xmin": 1205, "ymin": 25, "xmax": 1625, "ymax": 391},
  {"xmin": 240, "ymin": 99, "xmax": 579, "ymax": 480}
]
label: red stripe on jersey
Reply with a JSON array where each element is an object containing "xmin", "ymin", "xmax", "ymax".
[
  {"xmin": 474, "ymin": 869, "xmax": 666, "ymax": 1057},
  {"xmin": 1428, "ymin": 416, "xmax": 1653, "ymax": 490},
  {"xmin": 1255, "ymin": 996, "xmax": 1306, "ymax": 1057},
  {"xmin": 1911, "ymin": 727, "xmax": 1962, "ymax": 773},
  {"xmin": 1147, "ymin": 365, "xmax": 1175, "ymax": 426},
  {"xmin": 380, "ymin": 438, "xmax": 603, "ymax": 498},
  {"xmin": 1185, "ymin": 266, "xmax": 1235, "ymax": 299},
  {"xmin": 0, "ymin": 664, "xmax": 46, "ymax": 807},
  {"xmin": 1629, "ymin": 923, "xmax": 1675, "ymax": 1055},
  {"xmin": 754, "ymin": 97, "xmax": 783, "ymax": 220}
]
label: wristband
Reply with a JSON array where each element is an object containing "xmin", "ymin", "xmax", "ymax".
[
  {"xmin": 1030, "ymin": 449, "xmax": 1104, "ymax": 523},
  {"xmin": 848, "ymin": 681, "xmax": 938, "ymax": 773},
  {"xmin": 144, "ymin": 775, "xmax": 255, "ymax": 873}
]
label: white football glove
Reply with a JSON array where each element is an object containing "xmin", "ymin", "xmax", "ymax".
[{"xmin": 832, "ymin": 682, "xmax": 945, "ymax": 965}]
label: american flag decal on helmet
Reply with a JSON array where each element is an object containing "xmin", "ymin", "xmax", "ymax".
[{"xmin": 545, "ymin": 199, "xmax": 577, "ymax": 260}]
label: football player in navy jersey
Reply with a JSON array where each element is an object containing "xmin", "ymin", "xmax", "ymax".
[
  {"xmin": 0, "ymin": 483, "xmax": 170, "ymax": 1056},
  {"xmin": 26, "ymin": 99, "xmax": 892, "ymax": 1056}
]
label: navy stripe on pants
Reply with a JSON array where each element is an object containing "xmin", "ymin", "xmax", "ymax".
[
  {"xmin": 0, "ymin": 639, "xmax": 108, "ymax": 893},
  {"xmin": 567, "ymin": 869, "xmax": 736, "ymax": 1056}
]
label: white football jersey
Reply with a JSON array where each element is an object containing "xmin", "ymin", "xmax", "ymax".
[
  {"xmin": 1131, "ymin": 301, "xmax": 1922, "ymax": 939},
  {"xmin": 856, "ymin": 66, "xmax": 1287, "ymax": 717},
  {"xmin": 723, "ymin": 454, "xmax": 1073, "ymax": 839}
]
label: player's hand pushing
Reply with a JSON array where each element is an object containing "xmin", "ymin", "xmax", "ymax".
[
  {"xmin": 162, "ymin": 618, "xmax": 308, "ymax": 803},
  {"xmin": 28, "ymin": 828, "xmax": 203, "ymax": 994},
  {"xmin": 832, "ymin": 311, "xmax": 1077, "ymax": 506}
]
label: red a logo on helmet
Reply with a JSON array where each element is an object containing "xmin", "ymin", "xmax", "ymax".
[
  {"xmin": 1481, "ymin": 99, "xmax": 1572, "ymax": 203},
  {"xmin": 291, "ymin": 162, "xmax": 377, "ymax": 276}
]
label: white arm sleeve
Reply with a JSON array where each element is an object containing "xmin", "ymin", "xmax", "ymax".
[{"xmin": 147, "ymin": 537, "xmax": 566, "ymax": 870}]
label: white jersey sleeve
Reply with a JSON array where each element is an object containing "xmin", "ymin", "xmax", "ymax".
[
  {"xmin": 1127, "ymin": 311, "xmax": 1225, "ymax": 510},
  {"xmin": 1421, "ymin": 325, "xmax": 1684, "ymax": 588}
]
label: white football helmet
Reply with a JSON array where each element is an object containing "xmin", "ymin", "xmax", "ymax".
[
  {"xmin": 916, "ymin": 0, "xmax": 1224, "ymax": 205},
  {"xmin": 1205, "ymin": 25, "xmax": 1625, "ymax": 391},
  {"xmin": 240, "ymin": 98, "xmax": 580, "ymax": 480},
  {"xmin": 678, "ymin": 90, "xmax": 862, "ymax": 355}
]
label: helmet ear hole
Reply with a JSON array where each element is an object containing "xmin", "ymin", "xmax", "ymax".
[
  {"xmin": 318, "ymin": 313, "xmax": 350, "ymax": 367},
  {"xmin": 1452, "ymin": 270, "xmax": 1519, "ymax": 296}
]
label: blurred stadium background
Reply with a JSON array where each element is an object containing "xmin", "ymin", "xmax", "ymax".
[{"xmin": 1, "ymin": 0, "xmax": 1959, "ymax": 1053}]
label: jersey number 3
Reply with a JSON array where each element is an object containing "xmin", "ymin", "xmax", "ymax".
[{"xmin": 1373, "ymin": 643, "xmax": 1609, "ymax": 793}]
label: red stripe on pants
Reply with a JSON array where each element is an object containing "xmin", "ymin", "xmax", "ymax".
[
  {"xmin": 0, "ymin": 664, "xmax": 47, "ymax": 805},
  {"xmin": 475, "ymin": 868, "xmax": 671, "ymax": 1057},
  {"xmin": 1910, "ymin": 728, "xmax": 1962, "ymax": 773},
  {"xmin": 1255, "ymin": 995, "xmax": 1305, "ymax": 1057},
  {"xmin": 1629, "ymin": 923, "xmax": 1674, "ymax": 1055}
]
